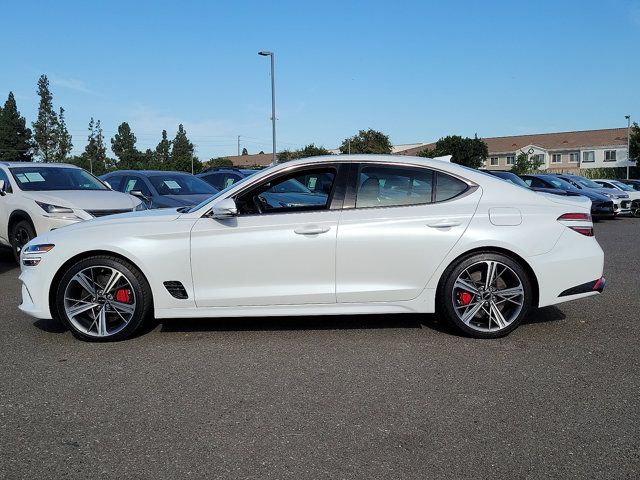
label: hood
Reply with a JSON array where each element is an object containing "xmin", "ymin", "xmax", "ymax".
[
  {"xmin": 157, "ymin": 193, "xmax": 213, "ymax": 207},
  {"xmin": 22, "ymin": 189, "xmax": 140, "ymax": 210},
  {"xmin": 569, "ymin": 189, "xmax": 610, "ymax": 202},
  {"xmin": 588, "ymin": 187, "xmax": 628, "ymax": 199}
]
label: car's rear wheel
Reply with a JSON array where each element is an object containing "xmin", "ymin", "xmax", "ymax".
[
  {"xmin": 10, "ymin": 219, "xmax": 35, "ymax": 263},
  {"xmin": 54, "ymin": 255, "xmax": 152, "ymax": 341},
  {"xmin": 438, "ymin": 252, "xmax": 533, "ymax": 338}
]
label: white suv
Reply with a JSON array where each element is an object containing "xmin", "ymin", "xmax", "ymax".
[{"xmin": 0, "ymin": 162, "xmax": 144, "ymax": 261}]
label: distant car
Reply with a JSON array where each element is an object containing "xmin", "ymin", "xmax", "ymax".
[
  {"xmin": 0, "ymin": 162, "xmax": 144, "ymax": 261},
  {"xmin": 484, "ymin": 170, "xmax": 577, "ymax": 196},
  {"xmin": 197, "ymin": 167, "xmax": 259, "ymax": 191},
  {"xmin": 554, "ymin": 173, "xmax": 631, "ymax": 216},
  {"xmin": 618, "ymin": 179, "xmax": 640, "ymax": 191},
  {"xmin": 100, "ymin": 170, "xmax": 218, "ymax": 209},
  {"xmin": 592, "ymin": 179, "xmax": 640, "ymax": 217},
  {"xmin": 520, "ymin": 174, "xmax": 615, "ymax": 219}
]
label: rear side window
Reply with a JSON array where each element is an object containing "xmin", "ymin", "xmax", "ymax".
[
  {"xmin": 356, "ymin": 165, "xmax": 433, "ymax": 208},
  {"xmin": 435, "ymin": 172, "xmax": 467, "ymax": 202}
]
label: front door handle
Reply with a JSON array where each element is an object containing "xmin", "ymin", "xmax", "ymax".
[
  {"xmin": 294, "ymin": 225, "xmax": 331, "ymax": 235},
  {"xmin": 427, "ymin": 220, "xmax": 462, "ymax": 229}
]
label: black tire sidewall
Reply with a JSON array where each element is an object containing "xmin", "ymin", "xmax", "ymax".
[
  {"xmin": 54, "ymin": 256, "xmax": 150, "ymax": 342},
  {"xmin": 11, "ymin": 219, "xmax": 36, "ymax": 263},
  {"xmin": 439, "ymin": 252, "xmax": 533, "ymax": 339}
]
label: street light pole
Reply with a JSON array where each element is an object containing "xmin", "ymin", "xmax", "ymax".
[
  {"xmin": 258, "ymin": 51, "xmax": 277, "ymax": 166},
  {"xmin": 626, "ymin": 115, "xmax": 631, "ymax": 180}
]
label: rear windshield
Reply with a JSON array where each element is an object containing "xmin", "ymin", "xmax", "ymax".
[
  {"xmin": 10, "ymin": 166, "xmax": 108, "ymax": 191},
  {"xmin": 148, "ymin": 175, "xmax": 218, "ymax": 195}
]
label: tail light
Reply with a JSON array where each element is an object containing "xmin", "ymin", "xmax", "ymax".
[{"xmin": 557, "ymin": 212, "xmax": 594, "ymax": 237}]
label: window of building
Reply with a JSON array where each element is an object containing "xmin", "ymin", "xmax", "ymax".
[
  {"xmin": 582, "ymin": 151, "xmax": 595, "ymax": 163},
  {"xmin": 532, "ymin": 154, "xmax": 545, "ymax": 165},
  {"xmin": 552, "ymin": 154, "xmax": 562, "ymax": 163},
  {"xmin": 604, "ymin": 150, "xmax": 616, "ymax": 162},
  {"xmin": 506, "ymin": 155, "xmax": 515, "ymax": 165},
  {"xmin": 490, "ymin": 157, "xmax": 499, "ymax": 166},
  {"xmin": 569, "ymin": 152, "xmax": 579, "ymax": 163}
]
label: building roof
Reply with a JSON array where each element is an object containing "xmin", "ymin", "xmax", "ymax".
[{"xmin": 223, "ymin": 153, "xmax": 274, "ymax": 167}]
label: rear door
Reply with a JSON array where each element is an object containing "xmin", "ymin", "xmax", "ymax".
[{"xmin": 336, "ymin": 163, "xmax": 480, "ymax": 303}]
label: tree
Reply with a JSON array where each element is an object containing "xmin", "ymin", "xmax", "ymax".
[
  {"xmin": 111, "ymin": 122, "xmax": 140, "ymax": 168},
  {"xmin": 53, "ymin": 107, "xmax": 72, "ymax": 162},
  {"xmin": 84, "ymin": 117, "xmax": 108, "ymax": 174},
  {"xmin": 155, "ymin": 129, "xmax": 171, "ymax": 165},
  {"xmin": 170, "ymin": 124, "xmax": 201, "ymax": 173},
  {"xmin": 32, "ymin": 74, "xmax": 59, "ymax": 162},
  {"xmin": 241, "ymin": 147, "xmax": 248, "ymax": 155},
  {"xmin": 340, "ymin": 129, "xmax": 392, "ymax": 154},
  {"xmin": 278, "ymin": 144, "xmax": 332, "ymax": 162},
  {"xmin": 205, "ymin": 157, "xmax": 233, "ymax": 168},
  {"xmin": 418, "ymin": 135, "xmax": 488, "ymax": 169},
  {"xmin": 630, "ymin": 122, "xmax": 640, "ymax": 166},
  {"xmin": 510, "ymin": 151, "xmax": 544, "ymax": 175},
  {"xmin": 0, "ymin": 92, "xmax": 34, "ymax": 161}
]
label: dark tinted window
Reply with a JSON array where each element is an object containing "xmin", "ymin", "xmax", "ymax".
[
  {"xmin": 201, "ymin": 172, "xmax": 242, "ymax": 190},
  {"xmin": 356, "ymin": 165, "xmax": 433, "ymax": 208},
  {"xmin": 236, "ymin": 168, "xmax": 336, "ymax": 215},
  {"xmin": 0, "ymin": 168, "xmax": 12, "ymax": 193},
  {"xmin": 148, "ymin": 174, "xmax": 217, "ymax": 195},
  {"xmin": 10, "ymin": 167, "xmax": 108, "ymax": 191},
  {"xmin": 104, "ymin": 175, "xmax": 124, "ymax": 191},
  {"xmin": 123, "ymin": 176, "xmax": 152, "ymax": 196},
  {"xmin": 435, "ymin": 172, "xmax": 467, "ymax": 202}
]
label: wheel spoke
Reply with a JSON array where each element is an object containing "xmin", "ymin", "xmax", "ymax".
[
  {"xmin": 74, "ymin": 272, "xmax": 97, "ymax": 295},
  {"xmin": 494, "ymin": 285, "xmax": 524, "ymax": 301},
  {"xmin": 109, "ymin": 300, "xmax": 135, "ymax": 315},
  {"xmin": 454, "ymin": 278, "xmax": 479, "ymax": 294},
  {"xmin": 485, "ymin": 261, "xmax": 498, "ymax": 289},
  {"xmin": 66, "ymin": 301, "xmax": 99, "ymax": 319},
  {"xmin": 461, "ymin": 301, "xmax": 484, "ymax": 325},
  {"xmin": 97, "ymin": 307, "xmax": 108, "ymax": 336},
  {"xmin": 489, "ymin": 302, "xmax": 507, "ymax": 329},
  {"xmin": 102, "ymin": 270, "xmax": 123, "ymax": 295}
]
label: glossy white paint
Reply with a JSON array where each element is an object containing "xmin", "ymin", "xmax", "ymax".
[{"xmin": 17, "ymin": 155, "xmax": 604, "ymax": 323}]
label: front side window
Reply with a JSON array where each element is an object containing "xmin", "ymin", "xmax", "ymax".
[
  {"xmin": 104, "ymin": 175, "xmax": 124, "ymax": 191},
  {"xmin": 10, "ymin": 167, "xmax": 108, "ymax": 191},
  {"xmin": 583, "ymin": 151, "xmax": 595, "ymax": 162},
  {"xmin": 236, "ymin": 167, "xmax": 336, "ymax": 215},
  {"xmin": 604, "ymin": 150, "xmax": 616, "ymax": 162},
  {"xmin": 124, "ymin": 176, "xmax": 152, "ymax": 196},
  {"xmin": 0, "ymin": 168, "xmax": 13, "ymax": 193}
]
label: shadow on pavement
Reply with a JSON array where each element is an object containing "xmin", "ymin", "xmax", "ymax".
[
  {"xmin": 0, "ymin": 248, "xmax": 17, "ymax": 275},
  {"xmin": 525, "ymin": 306, "xmax": 566, "ymax": 325},
  {"xmin": 33, "ymin": 318, "xmax": 67, "ymax": 334}
]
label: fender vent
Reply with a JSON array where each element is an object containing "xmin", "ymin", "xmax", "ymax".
[{"xmin": 163, "ymin": 281, "xmax": 188, "ymax": 299}]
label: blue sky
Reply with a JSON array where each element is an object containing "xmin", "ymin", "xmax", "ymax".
[{"xmin": 1, "ymin": 0, "xmax": 639, "ymax": 159}]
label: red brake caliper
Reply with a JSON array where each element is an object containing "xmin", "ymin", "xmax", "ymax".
[
  {"xmin": 115, "ymin": 289, "xmax": 132, "ymax": 303},
  {"xmin": 458, "ymin": 291, "xmax": 473, "ymax": 306}
]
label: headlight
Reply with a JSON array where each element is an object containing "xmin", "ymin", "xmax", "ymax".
[
  {"xmin": 35, "ymin": 201, "xmax": 80, "ymax": 219},
  {"xmin": 22, "ymin": 244, "xmax": 55, "ymax": 267},
  {"xmin": 134, "ymin": 202, "xmax": 147, "ymax": 211},
  {"xmin": 603, "ymin": 193, "xmax": 614, "ymax": 198}
]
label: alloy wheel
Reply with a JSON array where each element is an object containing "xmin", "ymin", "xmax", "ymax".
[
  {"xmin": 12, "ymin": 225, "xmax": 32, "ymax": 256},
  {"xmin": 63, "ymin": 266, "xmax": 136, "ymax": 337},
  {"xmin": 451, "ymin": 260, "xmax": 525, "ymax": 333}
]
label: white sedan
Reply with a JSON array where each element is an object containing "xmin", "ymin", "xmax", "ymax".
[{"xmin": 18, "ymin": 155, "xmax": 605, "ymax": 341}]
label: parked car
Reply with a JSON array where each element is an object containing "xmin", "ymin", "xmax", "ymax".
[
  {"xmin": 592, "ymin": 179, "xmax": 640, "ymax": 217},
  {"xmin": 484, "ymin": 170, "xmax": 579, "ymax": 196},
  {"xmin": 554, "ymin": 173, "xmax": 631, "ymax": 216},
  {"xmin": 19, "ymin": 155, "xmax": 604, "ymax": 342},
  {"xmin": 100, "ymin": 170, "xmax": 218, "ymax": 209},
  {"xmin": 520, "ymin": 174, "xmax": 615, "ymax": 219},
  {"xmin": 618, "ymin": 179, "xmax": 640, "ymax": 191},
  {"xmin": 197, "ymin": 167, "xmax": 259, "ymax": 191},
  {"xmin": 0, "ymin": 162, "xmax": 144, "ymax": 262}
]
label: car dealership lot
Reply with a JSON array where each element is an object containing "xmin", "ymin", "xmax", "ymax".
[{"xmin": 0, "ymin": 220, "xmax": 638, "ymax": 479}]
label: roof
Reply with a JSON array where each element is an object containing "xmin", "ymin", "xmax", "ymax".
[
  {"xmin": 397, "ymin": 128, "xmax": 629, "ymax": 156},
  {"xmin": 0, "ymin": 161, "xmax": 78, "ymax": 168},
  {"xmin": 102, "ymin": 170, "xmax": 195, "ymax": 176}
]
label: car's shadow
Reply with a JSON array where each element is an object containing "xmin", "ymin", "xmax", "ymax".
[
  {"xmin": 0, "ymin": 248, "xmax": 17, "ymax": 274},
  {"xmin": 32, "ymin": 307, "xmax": 567, "ymax": 337}
]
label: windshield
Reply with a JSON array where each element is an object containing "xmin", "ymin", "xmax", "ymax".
[
  {"xmin": 149, "ymin": 175, "xmax": 218, "ymax": 195},
  {"xmin": 186, "ymin": 174, "xmax": 254, "ymax": 213},
  {"xmin": 10, "ymin": 166, "xmax": 108, "ymax": 191},
  {"xmin": 611, "ymin": 181, "xmax": 634, "ymax": 192},
  {"xmin": 491, "ymin": 172, "xmax": 528, "ymax": 188},
  {"xmin": 546, "ymin": 177, "xmax": 575, "ymax": 190},
  {"xmin": 574, "ymin": 177, "xmax": 602, "ymax": 189}
]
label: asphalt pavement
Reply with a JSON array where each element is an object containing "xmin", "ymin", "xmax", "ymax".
[{"xmin": 1, "ymin": 219, "xmax": 638, "ymax": 479}]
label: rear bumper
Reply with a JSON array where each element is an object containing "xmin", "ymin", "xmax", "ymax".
[{"xmin": 559, "ymin": 277, "xmax": 605, "ymax": 296}]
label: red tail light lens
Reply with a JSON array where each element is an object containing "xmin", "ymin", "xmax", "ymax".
[
  {"xmin": 569, "ymin": 226, "xmax": 594, "ymax": 237},
  {"xmin": 558, "ymin": 213, "xmax": 592, "ymax": 221}
]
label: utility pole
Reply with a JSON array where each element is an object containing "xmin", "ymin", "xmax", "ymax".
[
  {"xmin": 237, "ymin": 135, "xmax": 240, "ymax": 157},
  {"xmin": 626, "ymin": 115, "xmax": 631, "ymax": 180},
  {"xmin": 348, "ymin": 139, "xmax": 351, "ymax": 155},
  {"xmin": 258, "ymin": 51, "xmax": 277, "ymax": 165}
]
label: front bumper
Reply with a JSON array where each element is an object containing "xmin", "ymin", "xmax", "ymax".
[
  {"xmin": 612, "ymin": 199, "xmax": 631, "ymax": 216},
  {"xmin": 591, "ymin": 201, "xmax": 614, "ymax": 217}
]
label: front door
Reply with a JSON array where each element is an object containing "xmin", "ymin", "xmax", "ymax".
[
  {"xmin": 336, "ymin": 163, "xmax": 481, "ymax": 303},
  {"xmin": 190, "ymin": 164, "xmax": 346, "ymax": 307}
]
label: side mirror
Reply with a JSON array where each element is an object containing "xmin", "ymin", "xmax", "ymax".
[
  {"xmin": 130, "ymin": 190, "xmax": 150, "ymax": 201},
  {"xmin": 211, "ymin": 198, "xmax": 238, "ymax": 219},
  {"xmin": 103, "ymin": 181, "xmax": 112, "ymax": 189},
  {"xmin": 0, "ymin": 180, "xmax": 5, "ymax": 196}
]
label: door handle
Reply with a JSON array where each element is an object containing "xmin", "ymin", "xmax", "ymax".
[
  {"xmin": 427, "ymin": 220, "xmax": 462, "ymax": 229},
  {"xmin": 294, "ymin": 225, "xmax": 331, "ymax": 235}
]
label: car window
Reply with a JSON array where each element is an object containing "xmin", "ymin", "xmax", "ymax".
[
  {"xmin": 435, "ymin": 172, "xmax": 467, "ymax": 202},
  {"xmin": 612, "ymin": 181, "xmax": 634, "ymax": 192},
  {"xmin": 222, "ymin": 173, "xmax": 243, "ymax": 189},
  {"xmin": 9, "ymin": 166, "xmax": 108, "ymax": 191},
  {"xmin": 356, "ymin": 165, "xmax": 434, "ymax": 208},
  {"xmin": 148, "ymin": 174, "xmax": 217, "ymax": 195},
  {"xmin": 0, "ymin": 168, "xmax": 12, "ymax": 193},
  {"xmin": 104, "ymin": 175, "xmax": 124, "ymax": 191},
  {"xmin": 124, "ymin": 176, "xmax": 152, "ymax": 196},
  {"xmin": 236, "ymin": 167, "xmax": 337, "ymax": 215},
  {"xmin": 522, "ymin": 177, "xmax": 534, "ymax": 187}
]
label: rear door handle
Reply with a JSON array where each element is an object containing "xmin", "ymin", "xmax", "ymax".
[
  {"xmin": 427, "ymin": 220, "xmax": 462, "ymax": 229},
  {"xmin": 294, "ymin": 225, "xmax": 331, "ymax": 235}
]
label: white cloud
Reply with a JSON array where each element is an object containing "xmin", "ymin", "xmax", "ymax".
[{"xmin": 50, "ymin": 75, "xmax": 96, "ymax": 95}]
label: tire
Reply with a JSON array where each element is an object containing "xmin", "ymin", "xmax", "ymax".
[
  {"xmin": 53, "ymin": 255, "xmax": 152, "ymax": 341},
  {"xmin": 10, "ymin": 219, "xmax": 36, "ymax": 264},
  {"xmin": 437, "ymin": 252, "xmax": 533, "ymax": 339}
]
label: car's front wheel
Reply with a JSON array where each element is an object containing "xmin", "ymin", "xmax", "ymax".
[
  {"xmin": 54, "ymin": 255, "xmax": 152, "ymax": 341},
  {"xmin": 438, "ymin": 252, "xmax": 533, "ymax": 338},
  {"xmin": 11, "ymin": 219, "xmax": 36, "ymax": 263}
]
